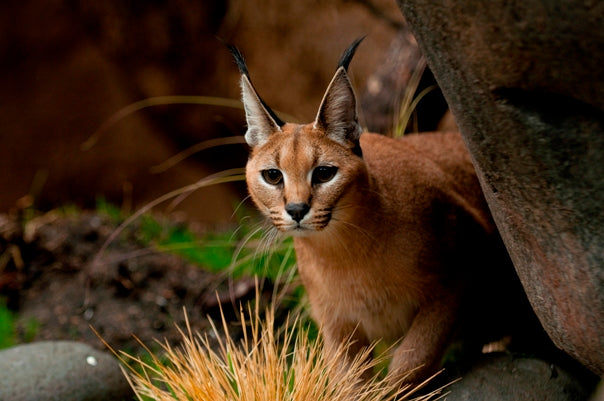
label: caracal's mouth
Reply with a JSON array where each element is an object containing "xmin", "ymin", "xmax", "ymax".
[
  {"xmin": 275, "ymin": 219, "xmax": 331, "ymax": 236},
  {"xmin": 289, "ymin": 226, "xmax": 312, "ymax": 237}
]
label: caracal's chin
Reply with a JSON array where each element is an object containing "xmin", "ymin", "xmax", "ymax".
[
  {"xmin": 278, "ymin": 221, "xmax": 330, "ymax": 237},
  {"xmin": 288, "ymin": 227, "xmax": 312, "ymax": 238}
]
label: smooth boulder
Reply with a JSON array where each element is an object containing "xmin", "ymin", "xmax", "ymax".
[
  {"xmin": 397, "ymin": 0, "xmax": 604, "ymax": 374},
  {"xmin": 444, "ymin": 354, "xmax": 593, "ymax": 401},
  {"xmin": 0, "ymin": 341, "xmax": 132, "ymax": 401}
]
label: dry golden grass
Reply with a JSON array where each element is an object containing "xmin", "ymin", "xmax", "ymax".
[{"xmin": 114, "ymin": 296, "xmax": 445, "ymax": 401}]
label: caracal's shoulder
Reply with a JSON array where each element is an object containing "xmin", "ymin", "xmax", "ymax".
[
  {"xmin": 361, "ymin": 131, "xmax": 470, "ymax": 165},
  {"xmin": 360, "ymin": 131, "xmax": 464, "ymax": 152}
]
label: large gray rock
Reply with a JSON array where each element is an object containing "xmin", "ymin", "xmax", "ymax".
[
  {"xmin": 0, "ymin": 341, "xmax": 132, "ymax": 401},
  {"xmin": 397, "ymin": 0, "xmax": 604, "ymax": 374},
  {"xmin": 444, "ymin": 354, "xmax": 592, "ymax": 401}
]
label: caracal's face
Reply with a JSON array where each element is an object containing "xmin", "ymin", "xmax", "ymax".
[{"xmin": 246, "ymin": 123, "xmax": 364, "ymax": 236}]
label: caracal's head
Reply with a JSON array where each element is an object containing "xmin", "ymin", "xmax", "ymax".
[{"xmin": 230, "ymin": 38, "xmax": 367, "ymax": 236}]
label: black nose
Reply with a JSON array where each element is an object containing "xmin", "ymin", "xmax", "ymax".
[{"xmin": 285, "ymin": 203, "xmax": 310, "ymax": 223}]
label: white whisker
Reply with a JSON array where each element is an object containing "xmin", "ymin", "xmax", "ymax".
[{"xmin": 231, "ymin": 194, "xmax": 253, "ymax": 220}]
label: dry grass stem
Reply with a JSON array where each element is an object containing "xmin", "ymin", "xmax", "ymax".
[{"xmin": 91, "ymin": 168, "xmax": 246, "ymax": 265}]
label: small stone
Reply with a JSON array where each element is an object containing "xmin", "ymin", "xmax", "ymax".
[
  {"xmin": 0, "ymin": 341, "xmax": 132, "ymax": 401},
  {"xmin": 444, "ymin": 354, "xmax": 594, "ymax": 401}
]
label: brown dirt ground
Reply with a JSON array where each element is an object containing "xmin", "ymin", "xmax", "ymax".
[{"xmin": 0, "ymin": 210, "xmax": 274, "ymax": 356}]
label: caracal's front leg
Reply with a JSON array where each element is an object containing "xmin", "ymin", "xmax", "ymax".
[
  {"xmin": 322, "ymin": 319, "xmax": 373, "ymax": 380},
  {"xmin": 389, "ymin": 291, "xmax": 461, "ymax": 385}
]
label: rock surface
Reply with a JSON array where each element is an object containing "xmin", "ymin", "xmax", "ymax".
[
  {"xmin": 397, "ymin": 0, "xmax": 604, "ymax": 374},
  {"xmin": 444, "ymin": 354, "xmax": 593, "ymax": 401},
  {"xmin": 0, "ymin": 341, "xmax": 132, "ymax": 401}
]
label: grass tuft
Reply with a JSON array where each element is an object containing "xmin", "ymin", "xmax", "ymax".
[
  {"xmin": 392, "ymin": 57, "xmax": 438, "ymax": 137},
  {"xmin": 113, "ymin": 292, "xmax": 443, "ymax": 401}
]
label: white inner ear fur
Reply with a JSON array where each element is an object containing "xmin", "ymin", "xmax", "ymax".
[
  {"xmin": 314, "ymin": 67, "xmax": 362, "ymax": 146},
  {"xmin": 241, "ymin": 75, "xmax": 280, "ymax": 147}
]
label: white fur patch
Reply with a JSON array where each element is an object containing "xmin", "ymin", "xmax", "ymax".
[{"xmin": 241, "ymin": 75, "xmax": 280, "ymax": 147}]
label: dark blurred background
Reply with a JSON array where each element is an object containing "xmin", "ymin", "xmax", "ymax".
[{"xmin": 0, "ymin": 0, "xmax": 448, "ymax": 227}]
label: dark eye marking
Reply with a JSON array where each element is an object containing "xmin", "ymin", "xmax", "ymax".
[
  {"xmin": 261, "ymin": 169, "xmax": 283, "ymax": 185},
  {"xmin": 312, "ymin": 165, "xmax": 338, "ymax": 185}
]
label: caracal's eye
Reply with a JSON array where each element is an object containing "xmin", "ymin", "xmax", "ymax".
[
  {"xmin": 261, "ymin": 169, "xmax": 283, "ymax": 185},
  {"xmin": 312, "ymin": 165, "xmax": 338, "ymax": 184}
]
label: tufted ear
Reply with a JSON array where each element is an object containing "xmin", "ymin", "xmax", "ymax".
[
  {"xmin": 314, "ymin": 67, "xmax": 361, "ymax": 148},
  {"xmin": 314, "ymin": 37, "xmax": 364, "ymax": 149},
  {"xmin": 228, "ymin": 45, "xmax": 284, "ymax": 148},
  {"xmin": 240, "ymin": 75, "xmax": 283, "ymax": 147}
]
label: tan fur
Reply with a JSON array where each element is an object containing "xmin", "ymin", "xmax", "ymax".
[
  {"xmin": 237, "ymin": 41, "xmax": 519, "ymax": 385},
  {"xmin": 247, "ymin": 125, "xmax": 496, "ymax": 382}
]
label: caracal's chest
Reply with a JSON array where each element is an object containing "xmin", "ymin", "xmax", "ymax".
[{"xmin": 295, "ymin": 241, "xmax": 420, "ymax": 342}]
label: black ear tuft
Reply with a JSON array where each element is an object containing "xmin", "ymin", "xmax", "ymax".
[
  {"xmin": 227, "ymin": 43, "xmax": 286, "ymax": 128},
  {"xmin": 337, "ymin": 36, "xmax": 366, "ymax": 71},
  {"xmin": 227, "ymin": 44, "xmax": 249, "ymax": 77}
]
